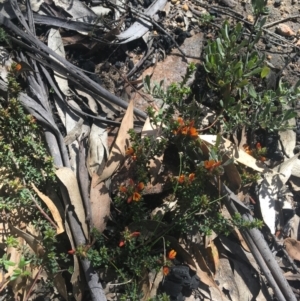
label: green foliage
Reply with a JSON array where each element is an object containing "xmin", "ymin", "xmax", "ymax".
[
  {"xmin": 0, "ymin": 254, "xmax": 16, "ymax": 271},
  {"xmin": 0, "ymin": 68, "xmax": 66, "ymax": 283},
  {"xmin": 10, "ymin": 256, "xmax": 32, "ymax": 281},
  {"xmin": 0, "ymin": 27, "xmax": 10, "ymax": 45},
  {"xmin": 203, "ymin": 18, "xmax": 299, "ymax": 133}
]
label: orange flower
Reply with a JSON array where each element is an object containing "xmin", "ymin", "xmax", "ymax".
[
  {"xmin": 181, "ymin": 126, "xmax": 188, "ymax": 135},
  {"xmin": 132, "ymin": 192, "xmax": 141, "ymax": 202},
  {"xmin": 188, "ymin": 173, "xmax": 195, "ymax": 181},
  {"xmin": 68, "ymin": 249, "xmax": 76, "ymax": 255},
  {"xmin": 177, "ymin": 117, "xmax": 184, "ymax": 125},
  {"xmin": 256, "ymin": 142, "xmax": 262, "ymax": 150},
  {"xmin": 178, "ymin": 175, "xmax": 185, "ymax": 184},
  {"xmin": 126, "ymin": 147, "xmax": 135, "ymax": 156},
  {"xmin": 119, "ymin": 185, "xmax": 127, "ymax": 193},
  {"xmin": 168, "ymin": 250, "xmax": 177, "ymax": 260},
  {"xmin": 119, "ymin": 240, "xmax": 125, "ymax": 247},
  {"xmin": 127, "ymin": 196, "xmax": 133, "ymax": 203},
  {"xmin": 188, "ymin": 127, "xmax": 198, "ymax": 138},
  {"xmin": 15, "ymin": 63, "xmax": 22, "ymax": 72},
  {"xmin": 243, "ymin": 144, "xmax": 252, "ymax": 155},
  {"xmin": 163, "ymin": 266, "xmax": 170, "ymax": 276},
  {"xmin": 204, "ymin": 160, "xmax": 221, "ymax": 171},
  {"xmin": 136, "ymin": 182, "xmax": 145, "ymax": 191}
]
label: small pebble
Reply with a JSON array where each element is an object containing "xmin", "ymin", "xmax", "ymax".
[
  {"xmin": 191, "ymin": 18, "xmax": 199, "ymax": 24},
  {"xmin": 182, "ymin": 3, "xmax": 189, "ymax": 11},
  {"xmin": 267, "ymin": 55, "xmax": 272, "ymax": 60},
  {"xmin": 185, "ymin": 10, "xmax": 193, "ymax": 17},
  {"xmin": 247, "ymin": 15, "xmax": 254, "ymax": 23},
  {"xmin": 276, "ymin": 24, "xmax": 295, "ymax": 37},
  {"xmin": 171, "ymin": 0, "xmax": 177, "ymax": 4}
]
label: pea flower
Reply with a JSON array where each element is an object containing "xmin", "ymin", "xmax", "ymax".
[{"xmin": 168, "ymin": 249, "xmax": 177, "ymax": 260}]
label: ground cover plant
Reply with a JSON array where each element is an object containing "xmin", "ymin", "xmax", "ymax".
[{"xmin": 0, "ymin": 0, "xmax": 300, "ymax": 300}]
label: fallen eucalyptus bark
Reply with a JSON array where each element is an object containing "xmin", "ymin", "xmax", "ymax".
[
  {"xmin": 221, "ymin": 183, "xmax": 297, "ymax": 301},
  {"xmin": 59, "ymin": 182, "xmax": 107, "ymax": 301},
  {"xmin": 0, "ymin": 14, "xmax": 147, "ymax": 120}
]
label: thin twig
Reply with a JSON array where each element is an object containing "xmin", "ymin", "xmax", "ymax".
[
  {"xmin": 263, "ymin": 14, "xmax": 300, "ymax": 29},
  {"xmin": 29, "ymin": 192, "xmax": 58, "ymax": 230},
  {"xmin": 23, "ymin": 266, "xmax": 43, "ymax": 301}
]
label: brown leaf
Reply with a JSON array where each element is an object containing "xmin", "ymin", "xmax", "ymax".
[
  {"xmin": 54, "ymin": 273, "xmax": 68, "ymax": 301},
  {"xmin": 206, "ymin": 240, "xmax": 220, "ymax": 275},
  {"xmin": 90, "ymin": 173, "xmax": 111, "ymax": 233},
  {"xmin": 56, "ymin": 167, "xmax": 89, "ymax": 240},
  {"xmin": 284, "ymin": 238, "xmax": 300, "ymax": 261},
  {"xmin": 9, "ymin": 225, "xmax": 44, "ymax": 257},
  {"xmin": 232, "ymin": 227, "xmax": 250, "ymax": 252},
  {"xmin": 31, "ymin": 183, "xmax": 64, "ymax": 235},
  {"xmin": 94, "ymin": 99, "xmax": 134, "ymax": 185}
]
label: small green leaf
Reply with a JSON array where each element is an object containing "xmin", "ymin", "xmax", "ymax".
[
  {"xmin": 248, "ymin": 84, "xmax": 257, "ymax": 98},
  {"xmin": 261, "ymin": 66, "xmax": 270, "ymax": 78}
]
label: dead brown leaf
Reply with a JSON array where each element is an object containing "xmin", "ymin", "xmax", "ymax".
[
  {"xmin": 206, "ymin": 240, "xmax": 220, "ymax": 275},
  {"xmin": 283, "ymin": 238, "xmax": 300, "ymax": 261},
  {"xmin": 94, "ymin": 99, "xmax": 134, "ymax": 185},
  {"xmin": 56, "ymin": 167, "xmax": 89, "ymax": 240},
  {"xmin": 9, "ymin": 225, "xmax": 44, "ymax": 257},
  {"xmin": 31, "ymin": 183, "xmax": 64, "ymax": 235},
  {"xmin": 54, "ymin": 273, "xmax": 68, "ymax": 301},
  {"xmin": 90, "ymin": 173, "xmax": 111, "ymax": 233}
]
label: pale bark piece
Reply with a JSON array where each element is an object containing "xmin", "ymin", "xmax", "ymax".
[
  {"xmin": 87, "ymin": 123, "xmax": 108, "ymax": 176},
  {"xmin": 283, "ymin": 238, "xmax": 300, "ymax": 261},
  {"xmin": 279, "ymin": 115, "xmax": 296, "ymax": 159},
  {"xmin": 76, "ymin": 89, "xmax": 98, "ymax": 114},
  {"xmin": 52, "ymin": 0, "xmax": 97, "ymax": 22},
  {"xmin": 231, "ymin": 258, "xmax": 261, "ymax": 301},
  {"xmin": 116, "ymin": 0, "xmax": 167, "ymax": 43},
  {"xmin": 90, "ymin": 174, "xmax": 111, "ymax": 233},
  {"xmin": 215, "ymin": 257, "xmax": 239, "ymax": 301},
  {"xmin": 64, "ymin": 118, "xmax": 84, "ymax": 145},
  {"xmin": 141, "ymin": 117, "xmax": 163, "ymax": 183},
  {"xmin": 56, "ymin": 167, "xmax": 89, "ymax": 240},
  {"xmin": 48, "ymin": 29, "xmax": 70, "ymax": 96},
  {"xmin": 94, "ymin": 99, "xmax": 134, "ymax": 185},
  {"xmin": 31, "ymin": 183, "xmax": 64, "ymax": 235},
  {"xmin": 259, "ymin": 155, "xmax": 300, "ymax": 233}
]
